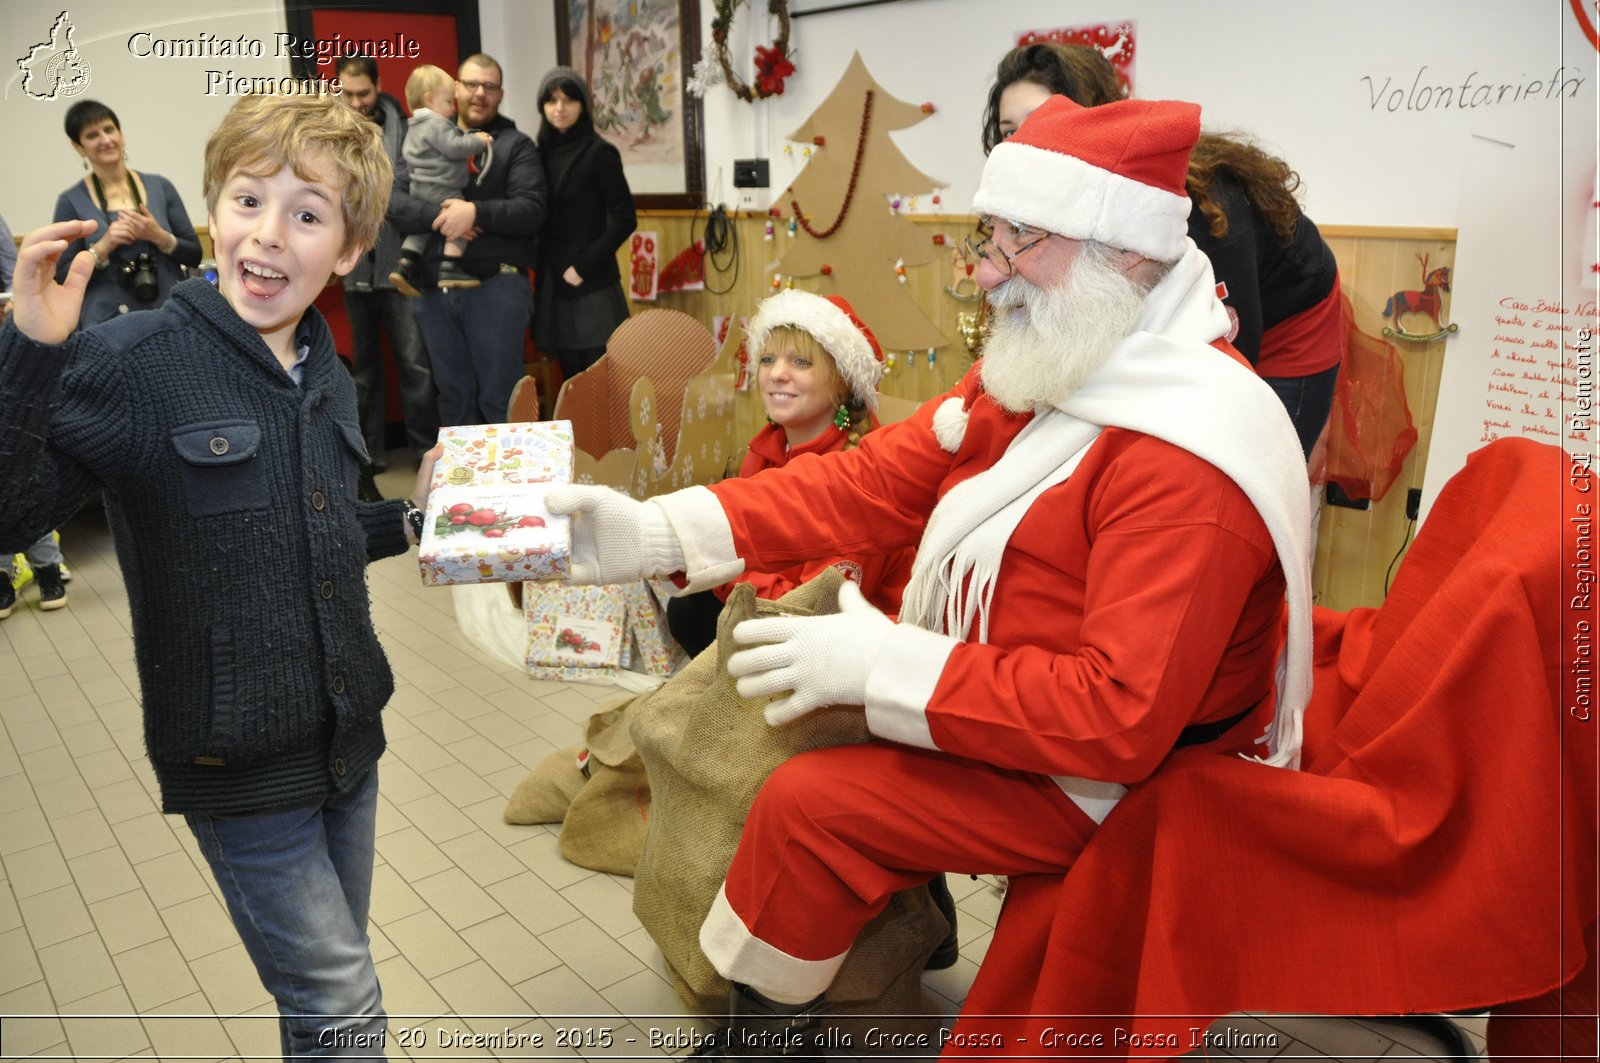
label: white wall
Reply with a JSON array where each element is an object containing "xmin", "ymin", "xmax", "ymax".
[
  {"xmin": 0, "ymin": 0, "xmax": 1587, "ymax": 236},
  {"xmin": 694, "ymin": 0, "xmax": 1585, "ymax": 227},
  {"xmin": 1, "ymin": 3, "xmax": 296, "ymax": 232}
]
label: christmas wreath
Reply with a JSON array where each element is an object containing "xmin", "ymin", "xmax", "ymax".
[{"xmin": 710, "ymin": 0, "xmax": 794, "ymax": 102}]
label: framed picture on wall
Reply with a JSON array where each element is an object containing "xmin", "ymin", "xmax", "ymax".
[{"xmin": 555, "ymin": 0, "xmax": 706, "ymax": 209}]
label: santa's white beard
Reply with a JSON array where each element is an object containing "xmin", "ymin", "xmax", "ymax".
[{"xmin": 979, "ymin": 248, "xmax": 1151, "ymax": 413}]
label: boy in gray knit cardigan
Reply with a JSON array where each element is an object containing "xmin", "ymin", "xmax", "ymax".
[
  {"xmin": 1, "ymin": 92, "xmax": 439, "ymax": 1059},
  {"xmin": 388, "ymin": 63, "xmax": 492, "ymax": 295}
]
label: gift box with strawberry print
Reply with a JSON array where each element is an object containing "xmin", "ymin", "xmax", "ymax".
[
  {"xmin": 524, "ymin": 583, "xmax": 627, "ymax": 681},
  {"xmin": 417, "ymin": 422, "xmax": 574, "ymax": 586}
]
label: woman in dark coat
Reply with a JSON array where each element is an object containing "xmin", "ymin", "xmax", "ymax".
[
  {"xmin": 533, "ymin": 66, "xmax": 637, "ymax": 381},
  {"xmin": 52, "ymin": 99, "xmax": 202, "ymax": 327}
]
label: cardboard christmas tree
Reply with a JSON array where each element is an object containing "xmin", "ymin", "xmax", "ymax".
[{"xmin": 775, "ymin": 52, "xmax": 948, "ymax": 352}]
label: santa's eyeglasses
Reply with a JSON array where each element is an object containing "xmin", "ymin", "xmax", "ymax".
[{"xmin": 965, "ymin": 216, "xmax": 1049, "ymax": 276}]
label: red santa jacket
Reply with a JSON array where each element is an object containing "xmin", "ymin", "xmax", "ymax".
[
  {"xmin": 716, "ymin": 421, "xmax": 913, "ymax": 617},
  {"xmin": 706, "ymin": 366, "xmax": 1286, "ymax": 786}
]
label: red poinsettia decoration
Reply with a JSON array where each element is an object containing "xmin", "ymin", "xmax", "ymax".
[{"xmin": 754, "ymin": 44, "xmax": 795, "ymax": 97}]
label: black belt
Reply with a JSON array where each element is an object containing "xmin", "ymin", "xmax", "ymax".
[{"xmin": 1174, "ymin": 698, "xmax": 1262, "ymax": 748}]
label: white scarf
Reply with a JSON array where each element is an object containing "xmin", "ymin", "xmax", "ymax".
[{"xmin": 900, "ymin": 242, "xmax": 1313, "ymax": 774}]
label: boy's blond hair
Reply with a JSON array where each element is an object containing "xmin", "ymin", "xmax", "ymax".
[
  {"xmin": 202, "ymin": 91, "xmax": 391, "ymax": 255},
  {"xmin": 405, "ymin": 64, "xmax": 454, "ymax": 111}
]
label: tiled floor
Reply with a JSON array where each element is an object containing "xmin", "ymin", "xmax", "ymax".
[{"xmin": 0, "ymin": 459, "xmax": 1486, "ymax": 1061}]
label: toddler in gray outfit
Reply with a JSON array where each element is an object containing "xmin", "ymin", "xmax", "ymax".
[{"xmin": 389, "ymin": 63, "xmax": 492, "ymax": 295}]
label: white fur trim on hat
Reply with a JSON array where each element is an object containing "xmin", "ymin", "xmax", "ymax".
[
  {"xmin": 973, "ymin": 141, "xmax": 1192, "ymax": 264},
  {"xmin": 931, "ymin": 397, "xmax": 968, "ymax": 453},
  {"xmin": 746, "ymin": 290, "xmax": 883, "ymax": 410}
]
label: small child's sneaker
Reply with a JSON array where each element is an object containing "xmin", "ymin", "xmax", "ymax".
[
  {"xmin": 389, "ymin": 258, "xmax": 423, "ymax": 298},
  {"xmin": 34, "ymin": 565, "xmax": 67, "ymax": 611},
  {"xmin": 436, "ymin": 261, "xmax": 482, "ymax": 290},
  {"xmin": 0, "ymin": 575, "xmax": 14, "ymax": 620}
]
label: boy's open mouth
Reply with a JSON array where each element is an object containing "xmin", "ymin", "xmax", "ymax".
[{"xmin": 240, "ymin": 260, "xmax": 289, "ymax": 299}]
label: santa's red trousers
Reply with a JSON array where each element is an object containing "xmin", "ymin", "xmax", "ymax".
[{"xmin": 700, "ymin": 741, "xmax": 1097, "ymax": 999}]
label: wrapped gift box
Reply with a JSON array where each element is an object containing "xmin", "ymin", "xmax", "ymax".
[
  {"xmin": 418, "ymin": 422, "xmax": 573, "ymax": 586},
  {"xmin": 625, "ymin": 580, "xmax": 691, "ymax": 677},
  {"xmin": 525, "ymin": 582, "xmax": 627, "ymax": 681}
]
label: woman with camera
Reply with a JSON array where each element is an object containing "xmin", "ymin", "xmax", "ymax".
[{"xmin": 52, "ymin": 99, "xmax": 201, "ymax": 327}]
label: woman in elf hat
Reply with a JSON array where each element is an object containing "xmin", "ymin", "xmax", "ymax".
[{"xmin": 665, "ymin": 290, "xmax": 913, "ymax": 657}]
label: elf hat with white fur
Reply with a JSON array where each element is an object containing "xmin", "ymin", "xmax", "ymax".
[
  {"xmin": 746, "ymin": 291, "xmax": 885, "ymax": 410},
  {"xmin": 972, "ymin": 93, "xmax": 1200, "ymax": 264}
]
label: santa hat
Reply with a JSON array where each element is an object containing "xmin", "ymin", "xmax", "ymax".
[
  {"xmin": 972, "ymin": 94, "xmax": 1200, "ymax": 263},
  {"xmin": 746, "ymin": 291, "xmax": 885, "ymax": 410}
]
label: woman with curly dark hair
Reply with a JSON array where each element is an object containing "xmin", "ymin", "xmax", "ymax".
[{"xmin": 984, "ymin": 43, "xmax": 1345, "ymax": 458}]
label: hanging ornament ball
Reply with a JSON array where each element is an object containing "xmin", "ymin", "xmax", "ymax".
[
  {"xmin": 932, "ymin": 194, "xmax": 941, "ymax": 206},
  {"xmin": 764, "ymin": 222, "xmax": 774, "ymax": 241},
  {"xmin": 787, "ymin": 218, "xmax": 797, "ymax": 234},
  {"xmin": 771, "ymin": 273, "xmax": 782, "ymax": 291},
  {"xmin": 812, "ymin": 136, "xmax": 826, "ymax": 147},
  {"xmin": 886, "ymin": 351, "xmax": 896, "ymax": 372},
  {"xmin": 921, "ymin": 102, "xmax": 936, "ymax": 114},
  {"xmin": 768, "ymin": 206, "xmax": 782, "ymax": 217},
  {"xmin": 803, "ymin": 147, "xmax": 812, "ymax": 157},
  {"xmin": 784, "ymin": 276, "xmax": 795, "ymax": 289},
  {"xmin": 820, "ymin": 264, "xmax": 832, "ymax": 276},
  {"xmin": 891, "ymin": 197, "xmax": 902, "ymax": 211},
  {"xmin": 908, "ymin": 196, "xmax": 918, "ymax": 210},
  {"xmin": 932, "ymin": 233, "xmax": 946, "ymax": 246},
  {"xmin": 927, "ymin": 348, "xmax": 937, "ymax": 367},
  {"xmin": 784, "ymin": 144, "xmax": 793, "ymax": 154}
]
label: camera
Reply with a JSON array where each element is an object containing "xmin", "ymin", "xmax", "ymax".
[{"xmin": 117, "ymin": 252, "xmax": 160, "ymax": 303}]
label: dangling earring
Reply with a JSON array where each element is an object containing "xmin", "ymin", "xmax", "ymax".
[
  {"xmin": 81, "ymin": 156, "xmax": 88, "ymax": 171},
  {"xmin": 833, "ymin": 404, "xmax": 850, "ymax": 430}
]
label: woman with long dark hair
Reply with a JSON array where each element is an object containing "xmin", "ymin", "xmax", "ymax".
[{"xmin": 532, "ymin": 67, "xmax": 637, "ymax": 382}]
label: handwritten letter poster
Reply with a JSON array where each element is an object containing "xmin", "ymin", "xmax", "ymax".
[{"xmin": 1421, "ymin": 104, "xmax": 1597, "ymax": 520}]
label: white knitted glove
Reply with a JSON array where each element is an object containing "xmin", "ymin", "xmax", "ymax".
[
  {"xmin": 544, "ymin": 485, "xmax": 686, "ymax": 585},
  {"xmin": 728, "ymin": 581, "xmax": 894, "ymax": 726}
]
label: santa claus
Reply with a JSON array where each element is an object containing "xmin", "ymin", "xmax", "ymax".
[{"xmin": 547, "ymin": 93, "xmax": 1311, "ymax": 1056}]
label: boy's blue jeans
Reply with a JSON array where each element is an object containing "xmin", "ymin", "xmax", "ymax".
[{"xmin": 185, "ymin": 767, "xmax": 386, "ymax": 1060}]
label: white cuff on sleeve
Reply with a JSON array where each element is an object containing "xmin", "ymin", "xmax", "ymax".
[
  {"xmin": 862, "ymin": 623, "xmax": 958, "ymax": 749},
  {"xmin": 653, "ymin": 485, "xmax": 745, "ymax": 591}
]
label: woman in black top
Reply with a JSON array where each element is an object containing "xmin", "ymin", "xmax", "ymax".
[{"xmin": 533, "ymin": 66, "xmax": 637, "ymax": 381}]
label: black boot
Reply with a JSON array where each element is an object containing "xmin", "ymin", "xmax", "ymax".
[
  {"xmin": 693, "ymin": 983, "xmax": 826, "ymax": 1059},
  {"xmin": 925, "ymin": 874, "xmax": 960, "ymax": 970}
]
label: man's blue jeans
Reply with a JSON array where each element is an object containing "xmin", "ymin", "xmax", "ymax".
[
  {"xmin": 410, "ymin": 269, "xmax": 532, "ymax": 428},
  {"xmin": 344, "ymin": 287, "xmax": 439, "ymax": 466},
  {"xmin": 185, "ymin": 768, "xmax": 386, "ymax": 1060}
]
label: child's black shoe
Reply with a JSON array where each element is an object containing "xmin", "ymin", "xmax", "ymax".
[
  {"xmin": 436, "ymin": 260, "xmax": 482, "ymax": 290},
  {"xmin": 34, "ymin": 565, "xmax": 67, "ymax": 611},
  {"xmin": 388, "ymin": 258, "xmax": 423, "ymax": 297}
]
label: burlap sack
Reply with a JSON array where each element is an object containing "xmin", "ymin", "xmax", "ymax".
[
  {"xmin": 630, "ymin": 569, "xmax": 946, "ymax": 1042},
  {"xmin": 503, "ymin": 701, "xmax": 654, "ymax": 876},
  {"xmin": 504, "ymin": 746, "xmax": 586, "ymax": 825},
  {"xmin": 556, "ymin": 702, "xmax": 651, "ymax": 876}
]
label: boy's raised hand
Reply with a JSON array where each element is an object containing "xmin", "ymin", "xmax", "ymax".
[{"xmin": 12, "ymin": 220, "xmax": 96, "ymax": 346}]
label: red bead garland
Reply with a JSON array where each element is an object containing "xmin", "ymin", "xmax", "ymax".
[{"xmin": 790, "ymin": 90, "xmax": 874, "ymax": 240}]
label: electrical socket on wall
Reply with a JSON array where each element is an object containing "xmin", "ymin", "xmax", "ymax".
[{"xmin": 733, "ymin": 159, "xmax": 769, "ymax": 188}]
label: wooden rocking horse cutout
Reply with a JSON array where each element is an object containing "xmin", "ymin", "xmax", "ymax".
[{"xmin": 1382, "ymin": 253, "xmax": 1459, "ymax": 342}]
